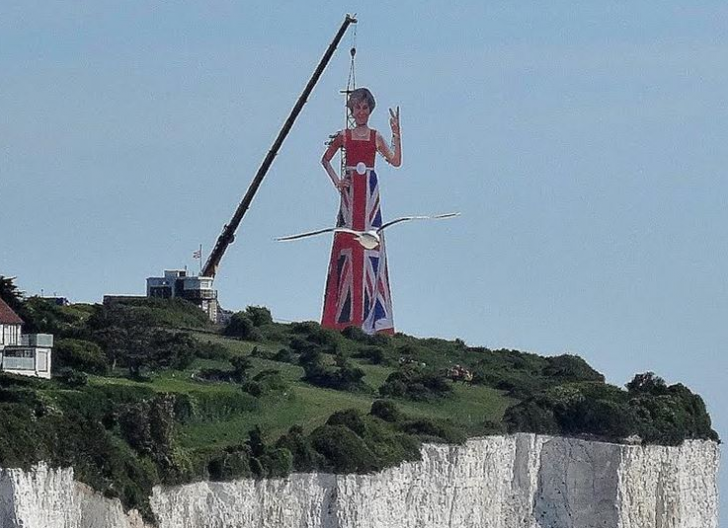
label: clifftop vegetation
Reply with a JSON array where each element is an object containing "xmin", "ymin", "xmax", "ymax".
[{"xmin": 0, "ymin": 278, "xmax": 718, "ymax": 523}]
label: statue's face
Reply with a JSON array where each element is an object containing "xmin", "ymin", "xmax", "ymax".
[{"xmin": 351, "ymin": 100, "xmax": 371, "ymax": 126}]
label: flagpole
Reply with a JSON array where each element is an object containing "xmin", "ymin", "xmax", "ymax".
[{"xmin": 199, "ymin": 244, "xmax": 203, "ymax": 276}]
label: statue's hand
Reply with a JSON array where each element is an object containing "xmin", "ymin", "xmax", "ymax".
[
  {"xmin": 335, "ymin": 178, "xmax": 350, "ymax": 193},
  {"xmin": 389, "ymin": 106, "xmax": 400, "ymax": 136}
]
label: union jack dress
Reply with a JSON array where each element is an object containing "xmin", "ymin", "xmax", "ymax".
[{"xmin": 321, "ymin": 128, "xmax": 394, "ymax": 335}]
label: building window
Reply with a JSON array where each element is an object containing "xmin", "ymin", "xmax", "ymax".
[{"xmin": 2, "ymin": 348, "xmax": 35, "ymax": 370}]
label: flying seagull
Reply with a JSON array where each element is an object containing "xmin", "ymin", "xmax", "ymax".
[{"xmin": 276, "ymin": 212, "xmax": 460, "ymax": 250}]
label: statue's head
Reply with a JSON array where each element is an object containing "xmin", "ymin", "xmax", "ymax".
[{"xmin": 347, "ymin": 88, "xmax": 376, "ymax": 126}]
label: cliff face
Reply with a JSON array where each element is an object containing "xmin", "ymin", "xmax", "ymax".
[
  {"xmin": 0, "ymin": 463, "xmax": 149, "ymax": 528},
  {"xmin": 0, "ymin": 434, "xmax": 719, "ymax": 528}
]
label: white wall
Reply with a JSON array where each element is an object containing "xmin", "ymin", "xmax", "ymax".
[{"xmin": 1, "ymin": 324, "xmax": 21, "ymax": 346}]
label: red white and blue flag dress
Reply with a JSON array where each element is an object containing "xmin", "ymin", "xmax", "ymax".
[{"xmin": 322, "ymin": 128, "xmax": 395, "ymax": 335}]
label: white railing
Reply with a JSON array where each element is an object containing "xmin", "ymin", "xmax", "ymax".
[{"xmin": 3, "ymin": 356, "xmax": 35, "ymax": 370}]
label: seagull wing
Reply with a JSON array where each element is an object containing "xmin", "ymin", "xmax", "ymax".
[
  {"xmin": 333, "ymin": 227, "xmax": 365, "ymax": 236},
  {"xmin": 378, "ymin": 212, "xmax": 461, "ymax": 232},
  {"xmin": 275, "ymin": 227, "xmax": 337, "ymax": 242}
]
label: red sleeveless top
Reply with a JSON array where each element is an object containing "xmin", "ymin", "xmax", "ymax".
[{"xmin": 343, "ymin": 128, "xmax": 377, "ymax": 168}]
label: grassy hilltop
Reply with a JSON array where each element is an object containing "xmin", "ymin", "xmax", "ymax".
[{"xmin": 0, "ymin": 293, "xmax": 718, "ymax": 522}]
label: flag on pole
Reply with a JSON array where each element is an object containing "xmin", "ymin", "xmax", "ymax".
[{"xmin": 192, "ymin": 249, "xmax": 201, "ymax": 259}]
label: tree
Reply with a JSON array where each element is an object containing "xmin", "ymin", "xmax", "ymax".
[
  {"xmin": 230, "ymin": 356, "xmax": 253, "ymax": 382},
  {"xmin": 0, "ymin": 276, "xmax": 30, "ymax": 324},
  {"xmin": 626, "ymin": 372, "xmax": 668, "ymax": 395},
  {"xmin": 244, "ymin": 306, "xmax": 273, "ymax": 326},
  {"xmin": 0, "ymin": 276, "xmax": 24, "ymax": 312},
  {"xmin": 224, "ymin": 313, "xmax": 262, "ymax": 341},
  {"xmin": 89, "ymin": 305, "xmax": 191, "ymax": 378}
]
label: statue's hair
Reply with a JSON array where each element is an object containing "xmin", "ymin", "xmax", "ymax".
[{"xmin": 347, "ymin": 87, "xmax": 376, "ymax": 112}]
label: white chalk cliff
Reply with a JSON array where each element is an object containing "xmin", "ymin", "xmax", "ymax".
[{"xmin": 0, "ymin": 434, "xmax": 720, "ymax": 528}]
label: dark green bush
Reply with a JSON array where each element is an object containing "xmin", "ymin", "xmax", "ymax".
[
  {"xmin": 299, "ymin": 350, "xmax": 367, "ymax": 393},
  {"xmin": 543, "ymin": 354, "xmax": 605, "ymax": 383},
  {"xmin": 505, "ymin": 398, "xmax": 559, "ymax": 434},
  {"xmin": 244, "ymin": 306, "xmax": 273, "ymax": 327},
  {"xmin": 192, "ymin": 341, "xmax": 231, "ymax": 361},
  {"xmin": 254, "ymin": 369, "xmax": 287, "ymax": 390},
  {"xmin": 398, "ymin": 418, "xmax": 466, "ymax": 444},
  {"xmin": 275, "ymin": 425, "xmax": 325, "ymax": 472},
  {"xmin": 327, "ymin": 409, "xmax": 369, "ymax": 436},
  {"xmin": 208, "ymin": 446, "xmax": 252, "ymax": 481},
  {"xmin": 57, "ymin": 368, "xmax": 89, "ymax": 388},
  {"xmin": 341, "ymin": 325, "xmax": 369, "ymax": 342},
  {"xmin": 626, "ymin": 372, "xmax": 668, "ymax": 395},
  {"xmin": 273, "ymin": 348, "xmax": 294, "ymax": 363},
  {"xmin": 224, "ymin": 313, "xmax": 263, "ymax": 341},
  {"xmin": 54, "ymin": 338, "xmax": 108, "ymax": 374},
  {"xmin": 244, "ymin": 426, "xmax": 293, "ymax": 478},
  {"xmin": 379, "ymin": 365, "xmax": 452, "ymax": 401},
  {"xmin": 242, "ymin": 371, "xmax": 287, "ymax": 398},
  {"xmin": 291, "ymin": 321, "xmax": 340, "ymax": 350},
  {"xmin": 370, "ymin": 400, "xmax": 402, "ymax": 423},
  {"xmin": 309, "ymin": 425, "xmax": 379, "ymax": 473},
  {"xmin": 255, "ymin": 448, "xmax": 293, "ymax": 478},
  {"xmin": 230, "ymin": 356, "xmax": 253, "ymax": 381},
  {"xmin": 21, "ymin": 297, "xmax": 89, "ymax": 338},
  {"xmin": 355, "ymin": 346, "xmax": 386, "ymax": 365}
]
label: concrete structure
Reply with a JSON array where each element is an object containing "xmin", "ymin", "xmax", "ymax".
[
  {"xmin": 146, "ymin": 269, "xmax": 218, "ymax": 322},
  {"xmin": 0, "ymin": 297, "xmax": 53, "ymax": 379}
]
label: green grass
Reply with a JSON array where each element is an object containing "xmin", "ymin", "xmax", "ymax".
[
  {"xmin": 86, "ymin": 329, "xmax": 515, "ymax": 452},
  {"xmin": 148, "ymin": 332, "xmax": 512, "ymax": 450}
]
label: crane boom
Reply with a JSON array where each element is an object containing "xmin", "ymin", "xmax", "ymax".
[{"xmin": 201, "ymin": 14, "xmax": 357, "ymax": 278}]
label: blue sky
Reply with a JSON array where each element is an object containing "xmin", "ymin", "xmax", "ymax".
[{"xmin": 1, "ymin": 1, "xmax": 726, "ymax": 521}]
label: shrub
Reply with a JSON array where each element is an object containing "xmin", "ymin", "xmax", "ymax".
[
  {"xmin": 244, "ymin": 306, "xmax": 273, "ymax": 327},
  {"xmin": 504, "ymin": 398, "xmax": 560, "ymax": 435},
  {"xmin": 193, "ymin": 341, "xmax": 231, "ymax": 361},
  {"xmin": 626, "ymin": 372, "xmax": 668, "ymax": 395},
  {"xmin": 301, "ymin": 353, "xmax": 367, "ymax": 393},
  {"xmin": 309, "ymin": 425, "xmax": 379, "ymax": 473},
  {"xmin": 208, "ymin": 446, "xmax": 252, "ymax": 481},
  {"xmin": 543, "ymin": 354, "xmax": 604, "ymax": 383},
  {"xmin": 149, "ymin": 331, "xmax": 197, "ymax": 371},
  {"xmin": 276, "ymin": 425, "xmax": 325, "ymax": 472},
  {"xmin": 629, "ymin": 382, "xmax": 719, "ymax": 444},
  {"xmin": 273, "ymin": 348, "xmax": 294, "ymax": 363},
  {"xmin": 379, "ymin": 365, "xmax": 452, "ymax": 401},
  {"xmin": 370, "ymin": 400, "xmax": 402, "ymax": 423},
  {"xmin": 118, "ymin": 394, "xmax": 176, "ymax": 456},
  {"xmin": 230, "ymin": 356, "xmax": 253, "ymax": 382},
  {"xmin": 194, "ymin": 356, "xmax": 252, "ymax": 384},
  {"xmin": 398, "ymin": 418, "xmax": 466, "ymax": 444},
  {"xmin": 242, "ymin": 370, "xmax": 287, "ymax": 397},
  {"xmin": 242, "ymin": 426, "xmax": 293, "ymax": 478},
  {"xmin": 256, "ymin": 447, "xmax": 293, "ymax": 478},
  {"xmin": 224, "ymin": 313, "xmax": 263, "ymax": 341},
  {"xmin": 355, "ymin": 346, "xmax": 386, "ymax": 365},
  {"xmin": 56, "ymin": 368, "xmax": 89, "ymax": 388},
  {"xmin": 341, "ymin": 325, "xmax": 369, "ymax": 342},
  {"xmin": 327, "ymin": 409, "xmax": 369, "ymax": 437},
  {"xmin": 21, "ymin": 297, "xmax": 89, "ymax": 338},
  {"xmin": 291, "ymin": 321, "xmax": 340, "ymax": 350}
]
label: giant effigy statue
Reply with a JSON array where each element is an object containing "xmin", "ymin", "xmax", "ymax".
[{"xmin": 320, "ymin": 88, "xmax": 401, "ymax": 334}]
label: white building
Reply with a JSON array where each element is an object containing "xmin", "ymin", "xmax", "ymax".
[
  {"xmin": 146, "ymin": 269, "xmax": 218, "ymax": 322},
  {"xmin": 0, "ymin": 297, "xmax": 53, "ymax": 379}
]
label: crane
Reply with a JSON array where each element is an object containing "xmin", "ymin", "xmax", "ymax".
[{"xmin": 201, "ymin": 14, "xmax": 358, "ymax": 279}]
